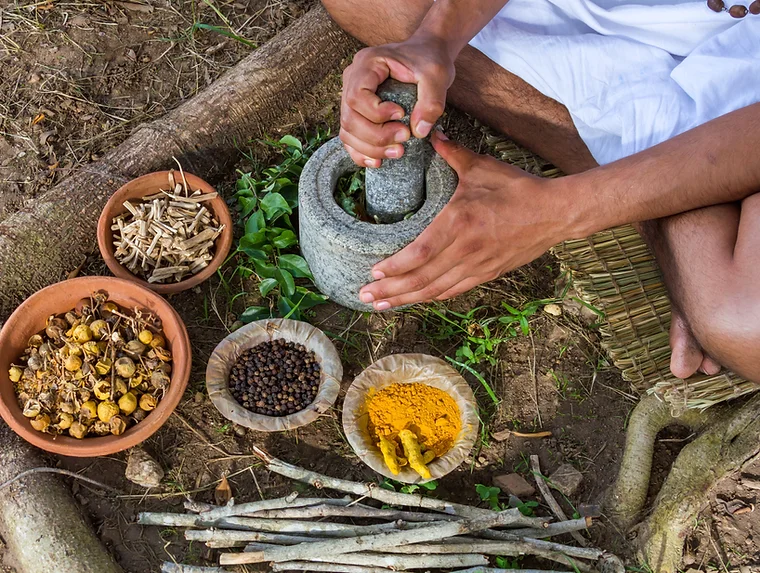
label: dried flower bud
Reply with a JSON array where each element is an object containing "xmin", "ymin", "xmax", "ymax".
[
  {"xmin": 38, "ymin": 342, "xmax": 52, "ymax": 359},
  {"xmin": 101, "ymin": 302, "xmax": 119, "ymax": 317},
  {"xmin": 92, "ymin": 421, "xmax": 111, "ymax": 435},
  {"xmin": 124, "ymin": 340, "xmax": 147, "ymax": 358},
  {"xmin": 65, "ymin": 311, "xmax": 79, "ymax": 326},
  {"xmin": 115, "ymin": 357, "xmax": 136, "ymax": 378},
  {"xmin": 45, "ymin": 317, "xmax": 67, "ymax": 340},
  {"xmin": 115, "ymin": 378, "xmax": 129, "ymax": 396},
  {"xmin": 23, "ymin": 400, "xmax": 41, "ymax": 418},
  {"xmin": 64, "ymin": 354, "xmax": 83, "ymax": 372},
  {"xmin": 729, "ymin": 3, "xmax": 748, "ymax": 16},
  {"xmin": 69, "ymin": 421, "xmax": 89, "ymax": 439},
  {"xmin": 27, "ymin": 334, "xmax": 44, "ymax": 348},
  {"xmin": 132, "ymin": 408, "xmax": 148, "ymax": 422},
  {"xmin": 30, "ymin": 414, "xmax": 51, "ymax": 432},
  {"xmin": 138, "ymin": 330, "xmax": 154, "ymax": 345},
  {"xmin": 97, "ymin": 400, "xmax": 120, "ymax": 423},
  {"xmin": 139, "ymin": 394, "xmax": 157, "ymax": 412},
  {"xmin": 58, "ymin": 412, "xmax": 74, "ymax": 430},
  {"xmin": 80, "ymin": 400, "xmax": 97, "ymax": 420},
  {"xmin": 150, "ymin": 335, "xmax": 165, "ymax": 349},
  {"xmin": 72, "ymin": 324, "xmax": 93, "ymax": 344},
  {"xmin": 8, "ymin": 366, "xmax": 23, "ymax": 383},
  {"xmin": 110, "ymin": 415, "xmax": 128, "ymax": 436},
  {"xmin": 27, "ymin": 354, "xmax": 42, "ymax": 371},
  {"xmin": 82, "ymin": 341, "xmax": 100, "ymax": 356},
  {"xmin": 68, "ymin": 344, "xmax": 83, "ymax": 357},
  {"xmin": 93, "ymin": 381, "xmax": 112, "ymax": 401},
  {"xmin": 90, "ymin": 320, "xmax": 109, "ymax": 339},
  {"xmin": 119, "ymin": 392, "xmax": 138, "ymax": 415},
  {"xmin": 60, "ymin": 402, "xmax": 76, "ymax": 414},
  {"xmin": 150, "ymin": 370, "xmax": 170, "ymax": 390},
  {"xmin": 153, "ymin": 347, "xmax": 172, "ymax": 363},
  {"xmin": 130, "ymin": 375, "xmax": 144, "ymax": 388},
  {"xmin": 95, "ymin": 358, "xmax": 112, "ymax": 376}
]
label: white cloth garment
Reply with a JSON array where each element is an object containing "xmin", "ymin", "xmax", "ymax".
[{"xmin": 469, "ymin": 1, "xmax": 760, "ymax": 165}]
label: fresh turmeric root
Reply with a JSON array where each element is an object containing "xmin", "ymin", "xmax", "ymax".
[
  {"xmin": 378, "ymin": 435, "xmax": 401, "ymax": 475},
  {"xmin": 399, "ymin": 429, "xmax": 432, "ymax": 479}
]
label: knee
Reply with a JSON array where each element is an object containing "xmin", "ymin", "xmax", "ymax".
[{"xmin": 691, "ymin": 298, "xmax": 760, "ymax": 383}]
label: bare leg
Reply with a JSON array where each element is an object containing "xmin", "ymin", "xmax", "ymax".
[{"xmin": 322, "ymin": 0, "xmax": 760, "ymax": 382}]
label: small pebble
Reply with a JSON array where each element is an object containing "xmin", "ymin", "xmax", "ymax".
[
  {"xmin": 228, "ymin": 339, "xmax": 320, "ymax": 417},
  {"xmin": 125, "ymin": 447, "xmax": 164, "ymax": 488}
]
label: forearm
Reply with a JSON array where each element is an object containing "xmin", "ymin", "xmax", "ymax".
[
  {"xmin": 411, "ymin": 1, "xmax": 509, "ymax": 59},
  {"xmin": 561, "ymin": 103, "xmax": 760, "ymax": 239}
]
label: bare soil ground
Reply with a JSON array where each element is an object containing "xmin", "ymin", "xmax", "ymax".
[{"xmin": 2, "ymin": 1, "xmax": 759, "ymax": 571}]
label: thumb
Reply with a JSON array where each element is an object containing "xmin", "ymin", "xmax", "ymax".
[
  {"xmin": 410, "ymin": 73, "xmax": 448, "ymax": 138},
  {"xmin": 431, "ymin": 130, "xmax": 475, "ymax": 174}
]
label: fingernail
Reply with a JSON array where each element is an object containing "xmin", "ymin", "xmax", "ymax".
[
  {"xmin": 435, "ymin": 128, "xmax": 449, "ymax": 141},
  {"xmin": 360, "ymin": 292, "xmax": 374, "ymax": 303},
  {"xmin": 394, "ymin": 130, "xmax": 408, "ymax": 143},
  {"xmin": 365, "ymin": 158, "xmax": 378, "ymax": 168},
  {"xmin": 416, "ymin": 120, "xmax": 433, "ymax": 137},
  {"xmin": 391, "ymin": 110, "xmax": 404, "ymax": 121},
  {"xmin": 375, "ymin": 301, "xmax": 391, "ymax": 311},
  {"xmin": 371, "ymin": 269, "xmax": 386, "ymax": 280},
  {"xmin": 385, "ymin": 147, "xmax": 400, "ymax": 159}
]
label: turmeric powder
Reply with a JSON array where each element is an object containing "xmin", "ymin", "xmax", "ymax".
[{"xmin": 366, "ymin": 382, "xmax": 461, "ymax": 477}]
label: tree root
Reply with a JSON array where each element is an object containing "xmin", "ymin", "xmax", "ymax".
[{"xmin": 607, "ymin": 393, "xmax": 760, "ymax": 572}]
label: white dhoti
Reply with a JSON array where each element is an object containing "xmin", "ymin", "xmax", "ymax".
[{"xmin": 469, "ymin": 1, "xmax": 760, "ymax": 165}]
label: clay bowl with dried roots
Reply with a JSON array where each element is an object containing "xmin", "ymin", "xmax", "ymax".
[
  {"xmin": 0, "ymin": 276, "xmax": 191, "ymax": 457},
  {"xmin": 97, "ymin": 170, "xmax": 233, "ymax": 295}
]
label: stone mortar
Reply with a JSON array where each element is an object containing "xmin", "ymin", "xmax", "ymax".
[
  {"xmin": 299, "ymin": 137, "xmax": 457, "ymax": 311},
  {"xmin": 364, "ymin": 79, "xmax": 432, "ymax": 223}
]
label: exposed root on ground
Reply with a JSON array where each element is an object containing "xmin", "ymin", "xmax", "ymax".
[{"xmin": 607, "ymin": 393, "xmax": 760, "ymax": 572}]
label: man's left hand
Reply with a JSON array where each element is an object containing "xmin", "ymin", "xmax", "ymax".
[{"xmin": 359, "ymin": 130, "xmax": 573, "ymax": 310}]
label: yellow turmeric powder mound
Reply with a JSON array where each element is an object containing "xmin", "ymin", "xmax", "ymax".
[{"xmin": 366, "ymin": 382, "xmax": 461, "ymax": 464}]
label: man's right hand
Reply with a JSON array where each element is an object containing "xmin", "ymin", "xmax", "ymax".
[{"xmin": 340, "ymin": 36, "xmax": 456, "ymax": 167}]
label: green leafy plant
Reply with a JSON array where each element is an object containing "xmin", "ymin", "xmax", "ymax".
[
  {"xmin": 499, "ymin": 301, "xmax": 540, "ymax": 336},
  {"xmin": 475, "ymin": 484, "xmax": 538, "ymax": 516},
  {"xmin": 234, "ymin": 132, "xmax": 329, "ymax": 322},
  {"xmin": 381, "ymin": 478, "xmax": 438, "ymax": 495},
  {"xmin": 335, "ymin": 170, "xmax": 366, "ymax": 219},
  {"xmin": 495, "ymin": 556, "xmax": 523, "ymax": 569}
]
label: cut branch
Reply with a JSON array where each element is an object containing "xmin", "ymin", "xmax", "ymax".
[
  {"xmin": 529, "ymin": 455, "xmax": 586, "ymax": 547},
  {"xmin": 252, "ymin": 447, "xmax": 491, "ymax": 519},
  {"xmin": 219, "ymin": 508, "xmax": 525, "ymax": 565},
  {"xmin": 250, "ymin": 503, "xmax": 461, "ymax": 522}
]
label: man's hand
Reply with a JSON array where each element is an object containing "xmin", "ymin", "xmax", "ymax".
[
  {"xmin": 359, "ymin": 131, "xmax": 570, "ymax": 310},
  {"xmin": 340, "ymin": 36, "xmax": 455, "ymax": 168}
]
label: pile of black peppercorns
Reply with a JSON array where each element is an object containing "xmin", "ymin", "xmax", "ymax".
[{"xmin": 229, "ymin": 339, "xmax": 321, "ymax": 416}]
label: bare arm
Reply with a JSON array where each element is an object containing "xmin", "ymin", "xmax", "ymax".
[
  {"xmin": 339, "ymin": 1, "xmax": 508, "ymax": 167},
  {"xmin": 360, "ymin": 104, "xmax": 760, "ymax": 309},
  {"xmin": 562, "ymin": 102, "xmax": 760, "ymax": 238}
]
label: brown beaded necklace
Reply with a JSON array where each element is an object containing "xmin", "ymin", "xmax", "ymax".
[{"xmin": 708, "ymin": 0, "xmax": 760, "ymax": 17}]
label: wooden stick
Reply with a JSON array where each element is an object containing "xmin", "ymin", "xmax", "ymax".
[
  {"xmin": 254, "ymin": 447, "xmax": 491, "ymax": 519},
  {"xmin": 271, "ymin": 563, "xmax": 392, "ymax": 573},
  {"xmin": 244, "ymin": 545, "xmax": 488, "ymax": 570},
  {"xmin": 186, "ymin": 530, "xmax": 314, "ymax": 545},
  {"xmin": 529, "ymin": 455, "xmax": 587, "ymax": 547},
  {"xmin": 249, "ymin": 503, "xmax": 461, "ymax": 522},
  {"xmin": 502, "ymin": 517, "xmax": 591, "ymax": 538},
  {"xmin": 219, "ymin": 508, "xmax": 527, "ymax": 565},
  {"xmin": 452, "ymin": 569, "xmax": 571, "ymax": 573},
  {"xmin": 197, "ymin": 495, "xmax": 352, "ymax": 520},
  {"xmin": 160, "ymin": 564, "xmax": 231, "ymax": 573}
]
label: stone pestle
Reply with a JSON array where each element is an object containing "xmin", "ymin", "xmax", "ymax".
[{"xmin": 364, "ymin": 80, "xmax": 432, "ymax": 223}]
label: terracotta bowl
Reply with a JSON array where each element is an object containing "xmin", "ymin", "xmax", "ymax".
[
  {"xmin": 97, "ymin": 171, "xmax": 233, "ymax": 295},
  {"xmin": 0, "ymin": 276, "xmax": 192, "ymax": 457}
]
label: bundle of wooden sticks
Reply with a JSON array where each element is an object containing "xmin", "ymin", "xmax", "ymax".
[{"xmin": 145, "ymin": 448, "xmax": 623, "ymax": 573}]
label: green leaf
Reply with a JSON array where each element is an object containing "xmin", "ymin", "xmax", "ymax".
[
  {"xmin": 275, "ymin": 269, "xmax": 296, "ymax": 298},
  {"xmin": 239, "ymin": 196, "xmax": 258, "ymax": 217},
  {"xmin": 259, "ymin": 278, "xmax": 278, "ymax": 297},
  {"xmin": 519, "ymin": 315, "xmax": 530, "ymax": 336},
  {"xmin": 279, "ymin": 135, "xmax": 303, "ymax": 151},
  {"xmin": 253, "ymin": 259, "xmax": 277, "ymax": 279},
  {"xmin": 239, "ymin": 306, "xmax": 271, "ymax": 323},
  {"xmin": 292, "ymin": 287, "xmax": 327, "ymax": 310},
  {"xmin": 260, "ymin": 192, "xmax": 292, "ymax": 221},
  {"xmin": 245, "ymin": 210, "xmax": 266, "ymax": 235},
  {"xmin": 240, "ymin": 247, "xmax": 268, "ymax": 261},
  {"xmin": 419, "ymin": 480, "xmax": 438, "ymax": 491},
  {"xmin": 191, "ymin": 22, "xmax": 256, "ymax": 48},
  {"xmin": 277, "ymin": 296, "xmax": 293, "ymax": 318},
  {"xmin": 240, "ymin": 229, "xmax": 267, "ymax": 249},
  {"xmin": 273, "ymin": 230, "xmax": 298, "ymax": 249},
  {"xmin": 278, "ymin": 254, "xmax": 313, "ymax": 279},
  {"xmin": 502, "ymin": 303, "xmax": 520, "ymax": 316}
]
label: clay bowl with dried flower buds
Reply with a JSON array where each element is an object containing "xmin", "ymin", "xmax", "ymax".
[
  {"xmin": 0, "ymin": 276, "xmax": 191, "ymax": 457},
  {"xmin": 97, "ymin": 170, "xmax": 233, "ymax": 295}
]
